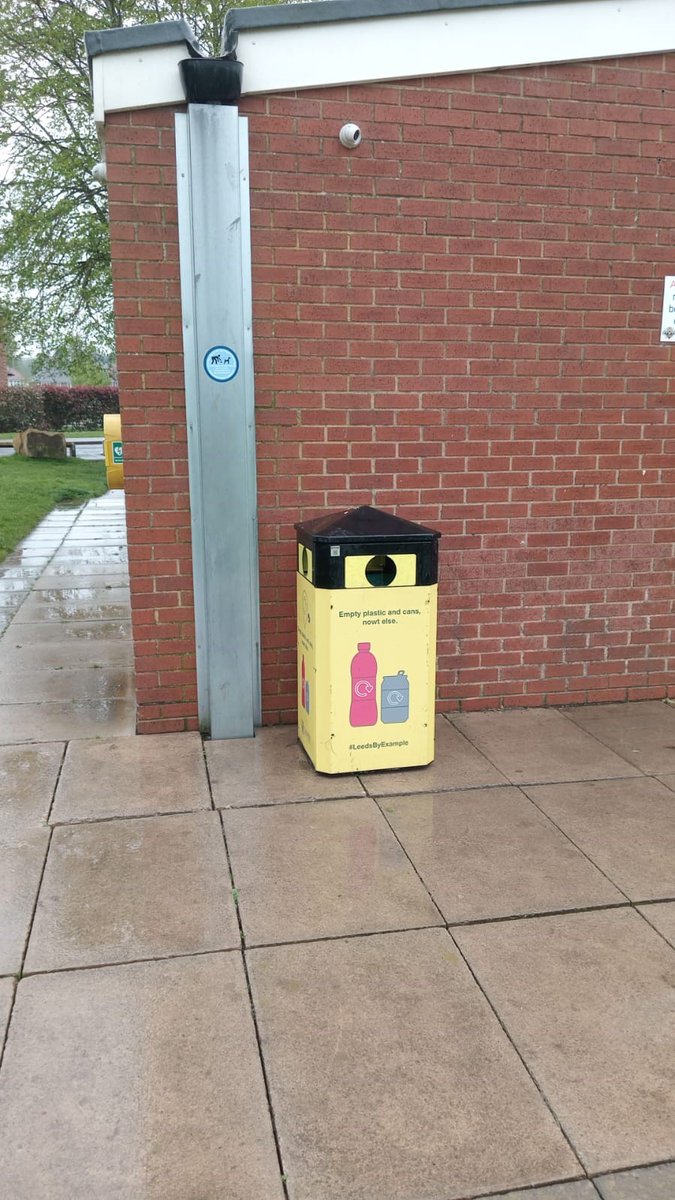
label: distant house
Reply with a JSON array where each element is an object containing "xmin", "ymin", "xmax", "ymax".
[
  {"xmin": 6, "ymin": 358, "xmax": 72, "ymax": 387},
  {"xmin": 6, "ymin": 364, "xmax": 27, "ymax": 387}
]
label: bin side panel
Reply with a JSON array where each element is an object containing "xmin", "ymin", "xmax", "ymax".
[{"xmin": 297, "ymin": 571, "xmax": 318, "ymax": 761}]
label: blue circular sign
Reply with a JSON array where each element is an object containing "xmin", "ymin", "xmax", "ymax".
[{"xmin": 204, "ymin": 345, "xmax": 239, "ymax": 383}]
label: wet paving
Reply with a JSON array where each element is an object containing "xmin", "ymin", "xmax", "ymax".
[
  {"xmin": 2, "ymin": 491, "xmax": 675, "ymax": 1199},
  {"xmin": 0, "ymin": 492, "xmax": 134, "ymax": 742}
]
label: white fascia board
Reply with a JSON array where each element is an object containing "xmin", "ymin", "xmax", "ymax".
[
  {"xmin": 92, "ymin": 43, "xmax": 187, "ymax": 135},
  {"xmin": 236, "ymin": 0, "xmax": 675, "ymax": 95}
]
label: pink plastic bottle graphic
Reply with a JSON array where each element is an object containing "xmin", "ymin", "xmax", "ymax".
[{"xmin": 350, "ymin": 643, "xmax": 378, "ymax": 727}]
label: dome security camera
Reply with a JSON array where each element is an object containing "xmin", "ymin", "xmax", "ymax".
[{"xmin": 339, "ymin": 123, "xmax": 362, "ymax": 149}]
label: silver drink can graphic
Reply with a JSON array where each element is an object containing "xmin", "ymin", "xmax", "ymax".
[{"xmin": 380, "ymin": 671, "xmax": 409, "ymax": 723}]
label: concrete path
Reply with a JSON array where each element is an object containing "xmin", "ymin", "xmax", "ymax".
[
  {"xmin": 1, "ymin": 495, "xmax": 674, "ymax": 1199},
  {"xmin": 0, "ymin": 490, "xmax": 134, "ymax": 741}
]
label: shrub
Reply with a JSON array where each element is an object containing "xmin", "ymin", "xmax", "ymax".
[
  {"xmin": 0, "ymin": 387, "xmax": 46, "ymax": 430},
  {"xmin": 0, "ymin": 385, "xmax": 119, "ymax": 432},
  {"xmin": 41, "ymin": 386, "xmax": 119, "ymax": 430}
]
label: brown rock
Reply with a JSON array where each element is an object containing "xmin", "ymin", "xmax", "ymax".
[{"xmin": 13, "ymin": 428, "xmax": 66, "ymax": 458}]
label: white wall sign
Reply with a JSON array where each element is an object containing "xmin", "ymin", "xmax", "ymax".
[{"xmin": 660, "ymin": 277, "xmax": 675, "ymax": 343}]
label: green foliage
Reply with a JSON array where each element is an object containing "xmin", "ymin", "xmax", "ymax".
[
  {"xmin": 0, "ymin": 383, "xmax": 119, "ymax": 430},
  {"xmin": 0, "ymin": 454, "xmax": 107, "ymax": 562},
  {"xmin": 0, "ymin": 0, "xmax": 287, "ymax": 361},
  {"xmin": 34, "ymin": 335, "xmax": 114, "ymax": 385}
]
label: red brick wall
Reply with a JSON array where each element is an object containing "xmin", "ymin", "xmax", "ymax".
[
  {"xmin": 105, "ymin": 107, "xmax": 199, "ymax": 734},
  {"xmin": 242, "ymin": 53, "xmax": 675, "ymax": 719},
  {"xmin": 106, "ymin": 54, "xmax": 675, "ymax": 732}
]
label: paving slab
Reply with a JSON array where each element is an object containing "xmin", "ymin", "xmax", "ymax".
[
  {"xmin": 637, "ymin": 902, "xmax": 675, "ymax": 948},
  {"xmin": 451, "ymin": 709, "xmax": 640, "ymax": 785},
  {"xmin": 0, "ymin": 831, "xmax": 50, "ymax": 974},
  {"xmin": 223, "ymin": 797, "xmax": 442, "ymax": 945},
  {"xmin": 2, "ymin": 554, "xmax": 53, "ymax": 567},
  {"xmin": 524, "ymin": 778, "xmax": 675, "ymax": 900},
  {"xmin": 51, "ymin": 547, "xmax": 127, "ymax": 563},
  {"xmin": 0, "ymin": 666, "xmax": 133, "ymax": 705},
  {"xmin": 0, "ymin": 975, "xmax": 14, "ymax": 1043},
  {"xmin": 482, "ymin": 1185, "xmax": 597, "ymax": 1200},
  {"xmin": 17, "ymin": 537, "xmax": 65, "ymax": 551},
  {"xmin": 40, "ymin": 563, "xmax": 129, "ymax": 579},
  {"xmin": 657, "ymin": 773, "xmax": 675, "ymax": 792},
  {"xmin": 248, "ymin": 928, "xmax": 580, "ymax": 1200},
  {"xmin": 206, "ymin": 724, "xmax": 365, "ymax": 807},
  {"xmin": 564, "ymin": 702, "xmax": 675, "ymax": 776},
  {"xmin": 455, "ymin": 909, "xmax": 675, "ymax": 1173},
  {"xmin": 52, "ymin": 733, "xmax": 211, "ymax": 821},
  {"xmin": 14, "ymin": 598, "xmax": 130, "ymax": 623},
  {"xmin": 595, "ymin": 1163, "xmax": 675, "ymax": 1199},
  {"xmin": 0, "ymin": 640, "xmax": 133, "ymax": 670},
  {"xmin": 0, "ymin": 743, "xmax": 63, "ymax": 841},
  {"xmin": 2, "ymin": 620, "xmax": 131, "ymax": 644},
  {"xmin": 60, "ymin": 539, "xmax": 127, "ymax": 550},
  {"xmin": 0, "ymin": 954, "xmax": 284, "ymax": 1200},
  {"xmin": 0, "ymin": 589, "xmax": 29, "ymax": 605},
  {"xmin": 25, "ymin": 811, "xmax": 238, "ymax": 972},
  {"xmin": 17, "ymin": 584, "xmax": 129, "ymax": 603},
  {"xmin": 361, "ymin": 715, "xmax": 508, "ymax": 797},
  {"xmin": 0, "ymin": 699, "xmax": 135, "ymax": 744},
  {"xmin": 380, "ymin": 787, "xmax": 622, "ymax": 924},
  {"xmin": 0, "ymin": 568, "xmax": 41, "ymax": 585}
]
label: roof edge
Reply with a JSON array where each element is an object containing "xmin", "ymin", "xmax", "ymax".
[
  {"xmin": 85, "ymin": 19, "xmax": 202, "ymax": 63},
  {"xmin": 223, "ymin": 0, "xmax": 557, "ymax": 54}
]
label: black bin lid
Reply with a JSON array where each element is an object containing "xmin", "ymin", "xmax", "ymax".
[
  {"xmin": 296, "ymin": 506, "xmax": 440, "ymax": 588},
  {"xmin": 296, "ymin": 505, "xmax": 440, "ymax": 545}
]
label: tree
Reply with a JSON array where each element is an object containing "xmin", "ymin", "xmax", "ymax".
[
  {"xmin": 33, "ymin": 334, "xmax": 114, "ymax": 384},
  {"xmin": 0, "ymin": 0, "xmax": 284, "ymax": 360}
]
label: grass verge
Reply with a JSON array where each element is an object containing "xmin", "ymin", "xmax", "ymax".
[{"xmin": 0, "ymin": 455, "xmax": 108, "ymax": 564}]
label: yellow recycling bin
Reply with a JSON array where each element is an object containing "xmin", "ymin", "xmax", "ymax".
[
  {"xmin": 296, "ymin": 505, "xmax": 441, "ymax": 774},
  {"xmin": 103, "ymin": 413, "xmax": 124, "ymax": 489}
]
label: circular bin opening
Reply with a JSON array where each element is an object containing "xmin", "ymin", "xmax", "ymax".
[
  {"xmin": 365, "ymin": 554, "xmax": 397, "ymax": 587},
  {"xmin": 301, "ymin": 547, "xmax": 309, "ymax": 576}
]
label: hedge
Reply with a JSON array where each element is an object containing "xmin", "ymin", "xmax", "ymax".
[{"xmin": 0, "ymin": 386, "xmax": 119, "ymax": 432}]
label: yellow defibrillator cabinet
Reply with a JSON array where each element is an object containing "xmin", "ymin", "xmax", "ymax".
[{"xmin": 103, "ymin": 413, "xmax": 124, "ymax": 490}]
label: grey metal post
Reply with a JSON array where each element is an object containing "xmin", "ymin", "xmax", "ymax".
[{"xmin": 175, "ymin": 105, "xmax": 260, "ymax": 738}]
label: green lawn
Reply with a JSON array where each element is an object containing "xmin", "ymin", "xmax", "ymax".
[{"xmin": 0, "ymin": 455, "xmax": 108, "ymax": 563}]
